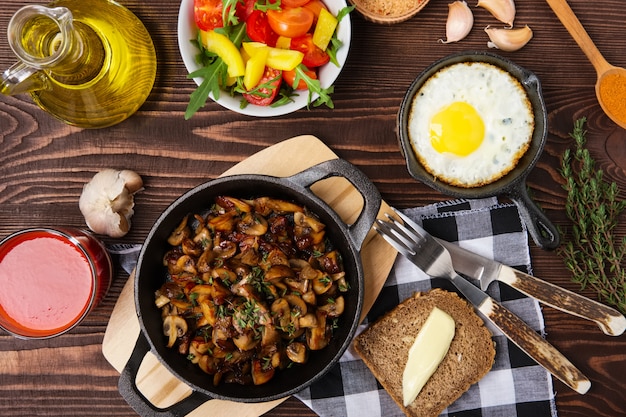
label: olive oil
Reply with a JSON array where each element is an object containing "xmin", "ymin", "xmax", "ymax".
[{"xmin": 4, "ymin": 0, "xmax": 156, "ymax": 128}]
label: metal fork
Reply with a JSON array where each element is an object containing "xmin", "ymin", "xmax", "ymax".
[{"xmin": 374, "ymin": 210, "xmax": 591, "ymax": 395}]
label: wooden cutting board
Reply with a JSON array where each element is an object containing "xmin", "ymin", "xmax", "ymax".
[{"xmin": 102, "ymin": 135, "xmax": 398, "ymax": 416}]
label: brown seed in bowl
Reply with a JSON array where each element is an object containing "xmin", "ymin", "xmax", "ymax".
[{"xmin": 350, "ymin": 0, "xmax": 430, "ymax": 24}]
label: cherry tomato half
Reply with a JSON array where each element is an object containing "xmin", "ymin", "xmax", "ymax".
[
  {"xmin": 243, "ymin": 67, "xmax": 283, "ymax": 106},
  {"xmin": 194, "ymin": 0, "xmax": 223, "ymax": 31},
  {"xmin": 282, "ymin": 68, "xmax": 317, "ymax": 90},
  {"xmin": 282, "ymin": 0, "xmax": 312, "ymax": 7},
  {"xmin": 267, "ymin": 7, "xmax": 314, "ymax": 38},
  {"xmin": 290, "ymin": 34, "xmax": 330, "ymax": 67},
  {"xmin": 235, "ymin": 0, "xmax": 256, "ymax": 21},
  {"xmin": 303, "ymin": 0, "xmax": 328, "ymax": 20},
  {"xmin": 246, "ymin": 10, "xmax": 279, "ymax": 47}
]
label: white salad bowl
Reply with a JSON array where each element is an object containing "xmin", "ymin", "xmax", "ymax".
[{"xmin": 177, "ymin": 0, "xmax": 352, "ymax": 117}]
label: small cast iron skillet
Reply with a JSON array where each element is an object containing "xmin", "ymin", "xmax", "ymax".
[
  {"xmin": 118, "ymin": 158, "xmax": 381, "ymax": 416},
  {"xmin": 397, "ymin": 51, "xmax": 559, "ymax": 250}
]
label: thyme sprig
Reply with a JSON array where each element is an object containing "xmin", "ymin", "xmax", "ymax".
[{"xmin": 559, "ymin": 117, "xmax": 626, "ymax": 313}]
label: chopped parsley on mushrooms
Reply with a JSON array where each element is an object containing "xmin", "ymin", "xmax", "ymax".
[{"xmin": 155, "ymin": 196, "xmax": 348, "ymax": 386}]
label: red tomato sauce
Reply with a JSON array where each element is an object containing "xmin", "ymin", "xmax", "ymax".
[{"xmin": 0, "ymin": 230, "xmax": 97, "ymax": 338}]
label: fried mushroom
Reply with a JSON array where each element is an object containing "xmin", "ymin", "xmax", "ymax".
[{"xmin": 155, "ymin": 194, "xmax": 349, "ymax": 387}]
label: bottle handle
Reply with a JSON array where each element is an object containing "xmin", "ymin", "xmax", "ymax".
[{"xmin": 1, "ymin": 62, "xmax": 47, "ymax": 95}]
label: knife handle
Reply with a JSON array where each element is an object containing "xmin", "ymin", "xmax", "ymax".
[
  {"xmin": 498, "ymin": 268, "xmax": 626, "ymax": 336},
  {"xmin": 477, "ymin": 297, "xmax": 591, "ymax": 395}
]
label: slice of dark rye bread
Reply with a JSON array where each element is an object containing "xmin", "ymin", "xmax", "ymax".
[{"xmin": 353, "ymin": 289, "xmax": 496, "ymax": 417}]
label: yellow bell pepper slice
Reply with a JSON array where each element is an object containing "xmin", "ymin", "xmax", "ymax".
[
  {"xmin": 200, "ymin": 30, "xmax": 245, "ymax": 78},
  {"xmin": 244, "ymin": 47, "xmax": 268, "ymax": 90},
  {"xmin": 242, "ymin": 42, "xmax": 303, "ymax": 71},
  {"xmin": 242, "ymin": 42, "xmax": 269, "ymax": 57},
  {"xmin": 312, "ymin": 8, "xmax": 338, "ymax": 51},
  {"xmin": 266, "ymin": 48, "xmax": 303, "ymax": 71},
  {"xmin": 275, "ymin": 36, "xmax": 292, "ymax": 50}
]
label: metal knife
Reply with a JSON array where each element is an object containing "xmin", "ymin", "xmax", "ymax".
[
  {"xmin": 445, "ymin": 269, "xmax": 592, "ymax": 395},
  {"xmin": 436, "ymin": 238, "xmax": 626, "ymax": 337}
]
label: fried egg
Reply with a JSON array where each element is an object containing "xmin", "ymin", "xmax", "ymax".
[{"xmin": 407, "ymin": 62, "xmax": 534, "ymax": 188}]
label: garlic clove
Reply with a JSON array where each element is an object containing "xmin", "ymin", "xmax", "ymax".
[
  {"xmin": 477, "ymin": 0, "xmax": 516, "ymax": 28},
  {"xmin": 440, "ymin": 1, "xmax": 474, "ymax": 44},
  {"xmin": 79, "ymin": 169, "xmax": 144, "ymax": 238},
  {"xmin": 485, "ymin": 25, "xmax": 533, "ymax": 52},
  {"xmin": 117, "ymin": 169, "xmax": 143, "ymax": 194}
]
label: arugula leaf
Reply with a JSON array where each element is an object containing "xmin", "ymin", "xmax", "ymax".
[
  {"xmin": 184, "ymin": 23, "xmax": 247, "ymax": 119},
  {"xmin": 271, "ymin": 89, "xmax": 297, "ymax": 108},
  {"xmin": 327, "ymin": 6, "xmax": 353, "ymax": 67},
  {"xmin": 235, "ymin": 73, "xmax": 281, "ymax": 98},
  {"xmin": 255, "ymin": 0, "xmax": 281, "ymax": 12},
  {"xmin": 293, "ymin": 64, "xmax": 334, "ymax": 109},
  {"xmin": 326, "ymin": 37, "xmax": 343, "ymax": 67},
  {"xmin": 214, "ymin": 22, "xmax": 247, "ymax": 46},
  {"xmin": 222, "ymin": 0, "xmax": 242, "ymax": 26},
  {"xmin": 336, "ymin": 5, "xmax": 355, "ymax": 21},
  {"xmin": 185, "ymin": 59, "xmax": 228, "ymax": 120}
]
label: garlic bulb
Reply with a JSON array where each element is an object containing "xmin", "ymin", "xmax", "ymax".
[
  {"xmin": 440, "ymin": 1, "xmax": 474, "ymax": 44},
  {"xmin": 79, "ymin": 169, "xmax": 143, "ymax": 238},
  {"xmin": 485, "ymin": 25, "xmax": 533, "ymax": 51},
  {"xmin": 477, "ymin": 0, "xmax": 516, "ymax": 28}
]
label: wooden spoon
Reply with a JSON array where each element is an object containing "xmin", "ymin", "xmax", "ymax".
[{"xmin": 545, "ymin": 0, "xmax": 626, "ymax": 129}]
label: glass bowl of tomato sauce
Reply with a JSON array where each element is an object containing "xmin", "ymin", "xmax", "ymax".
[
  {"xmin": 177, "ymin": 0, "xmax": 351, "ymax": 117},
  {"xmin": 0, "ymin": 228, "xmax": 113, "ymax": 339}
]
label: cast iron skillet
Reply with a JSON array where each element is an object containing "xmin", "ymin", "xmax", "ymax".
[
  {"xmin": 397, "ymin": 51, "xmax": 560, "ymax": 250},
  {"xmin": 118, "ymin": 158, "xmax": 382, "ymax": 416}
]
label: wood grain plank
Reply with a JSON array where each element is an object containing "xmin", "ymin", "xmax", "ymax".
[{"xmin": 1, "ymin": 0, "xmax": 625, "ymax": 415}]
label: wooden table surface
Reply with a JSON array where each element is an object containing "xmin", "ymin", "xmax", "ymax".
[{"xmin": 1, "ymin": 0, "xmax": 625, "ymax": 416}]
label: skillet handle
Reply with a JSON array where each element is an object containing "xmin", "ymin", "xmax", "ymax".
[
  {"xmin": 287, "ymin": 158, "xmax": 382, "ymax": 249},
  {"xmin": 508, "ymin": 182, "xmax": 560, "ymax": 250},
  {"xmin": 118, "ymin": 332, "xmax": 209, "ymax": 417}
]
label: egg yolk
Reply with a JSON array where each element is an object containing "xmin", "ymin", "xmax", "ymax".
[{"xmin": 429, "ymin": 102, "xmax": 485, "ymax": 156}]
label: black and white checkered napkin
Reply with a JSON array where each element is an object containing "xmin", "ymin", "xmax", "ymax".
[{"xmin": 294, "ymin": 197, "xmax": 558, "ymax": 417}]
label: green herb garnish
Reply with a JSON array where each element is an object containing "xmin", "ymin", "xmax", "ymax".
[
  {"xmin": 294, "ymin": 64, "xmax": 335, "ymax": 108},
  {"xmin": 559, "ymin": 117, "xmax": 626, "ymax": 313},
  {"xmin": 222, "ymin": 0, "xmax": 241, "ymax": 26},
  {"xmin": 255, "ymin": 0, "xmax": 281, "ymax": 12},
  {"xmin": 326, "ymin": 6, "xmax": 353, "ymax": 66},
  {"xmin": 319, "ymin": 275, "xmax": 332, "ymax": 285}
]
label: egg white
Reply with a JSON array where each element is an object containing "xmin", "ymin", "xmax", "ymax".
[{"xmin": 408, "ymin": 62, "xmax": 534, "ymax": 188}]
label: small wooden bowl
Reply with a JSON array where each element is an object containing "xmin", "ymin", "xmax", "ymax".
[{"xmin": 349, "ymin": 0, "xmax": 430, "ymax": 24}]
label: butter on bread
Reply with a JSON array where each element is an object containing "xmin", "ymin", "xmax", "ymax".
[{"xmin": 353, "ymin": 288, "xmax": 495, "ymax": 417}]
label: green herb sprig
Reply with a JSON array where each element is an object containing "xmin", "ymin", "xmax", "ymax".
[
  {"xmin": 222, "ymin": 0, "xmax": 241, "ymax": 26},
  {"xmin": 292, "ymin": 64, "xmax": 334, "ymax": 109},
  {"xmin": 559, "ymin": 117, "xmax": 626, "ymax": 313}
]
